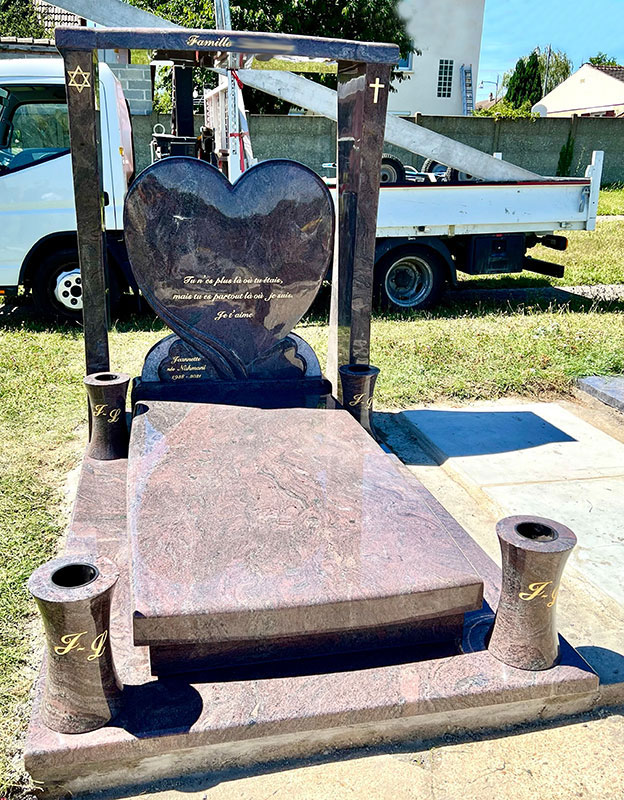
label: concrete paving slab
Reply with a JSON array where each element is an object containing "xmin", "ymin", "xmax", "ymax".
[
  {"xmin": 483, "ymin": 477, "xmax": 624, "ymax": 608},
  {"xmin": 395, "ymin": 399, "xmax": 624, "ymax": 691},
  {"xmin": 401, "ymin": 402, "xmax": 624, "ymax": 484},
  {"xmin": 430, "ymin": 709, "xmax": 624, "ymax": 800},
  {"xmin": 578, "ymin": 375, "xmax": 624, "ymax": 413}
]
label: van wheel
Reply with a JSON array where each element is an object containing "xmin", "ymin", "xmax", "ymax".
[
  {"xmin": 375, "ymin": 247, "xmax": 446, "ymax": 311},
  {"xmin": 380, "ymin": 154, "xmax": 406, "ymax": 185},
  {"xmin": 32, "ymin": 247, "xmax": 120, "ymax": 323}
]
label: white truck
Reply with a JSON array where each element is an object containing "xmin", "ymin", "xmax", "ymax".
[
  {"xmin": 0, "ymin": 57, "xmax": 134, "ymax": 320},
  {"xmin": 0, "ymin": 56, "xmax": 603, "ymax": 320}
]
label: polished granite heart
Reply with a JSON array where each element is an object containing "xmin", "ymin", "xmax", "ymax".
[{"xmin": 124, "ymin": 158, "xmax": 334, "ymax": 376}]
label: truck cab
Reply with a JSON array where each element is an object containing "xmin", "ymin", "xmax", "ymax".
[{"xmin": 0, "ymin": 58, "xmax": 132, "ymax": 319}]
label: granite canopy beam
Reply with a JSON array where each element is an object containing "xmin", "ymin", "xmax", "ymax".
[{"xmin": 55, "ymin": 27, "xmax": 400, "ymax": 64}]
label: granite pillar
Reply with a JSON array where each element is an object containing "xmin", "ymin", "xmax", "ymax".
[
  {"xmin": 61, "ymin": 49, "xmax": 110, "ymax": 376},
  {"xmin": 339, "ymin": 363, "xmax": 379, "ymax": 436},
  {"xmin": 28, "ymin": 555, "xmax": 122, "ymax": 733},
  {"xmin": 327, "ymin": 61, "xmax": 392, "ymax": 396},
  {"xmin": 488, "ymin": 515, "xmax": 577, "ymax": 670},
  {"xmin": 84, "ymin": 372, "xmax": 130, "ymax": 460}
]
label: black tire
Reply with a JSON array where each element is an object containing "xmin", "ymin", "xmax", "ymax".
[
  {"xmin": 380, "ymin": 154, "xmax": 406, "ymax": 185},
  {"xmin": 374, "ymin": 246, "xmax": 446, "ymax": 311},
  {"xmin": 421, "ymin": 158, "xmax": 448, "ymax": 177},
  {"xmin": 32, "ymin": 247, "xmax": 121, "ymax": 323},
  {"xmin": 444, "ymin": 166, "xmax": 475, "ymax": 182}
]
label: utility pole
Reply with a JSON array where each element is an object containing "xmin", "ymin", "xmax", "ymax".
[
  {"xmin": 543, "ymin": 44, "xmax": 552, "ymax": 96},
  {"xmin": 213, "ymin": 0, "xmax": 243, "ymax": 181}
]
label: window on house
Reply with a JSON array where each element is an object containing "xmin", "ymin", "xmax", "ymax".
[
  {"xmin": 437, "ymin": 59, "xmax": 454, "ymax": 98},
  {"xmin": 397, "ymin": 53, "xmax": 413, "ymax": 71}
]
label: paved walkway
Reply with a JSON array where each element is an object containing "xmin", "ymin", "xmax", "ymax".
[{"xmin": 394, "ymin": 395, "xmax": 624, "ymax": 691}]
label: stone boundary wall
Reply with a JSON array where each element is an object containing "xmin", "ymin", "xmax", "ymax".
[
  {"xmin": 110, "ymin": 64, "xmax": 152, "ymax": 116},
  {"xmin": 131, "ymin": 112, "xmax": 624, "ymax": 183}
]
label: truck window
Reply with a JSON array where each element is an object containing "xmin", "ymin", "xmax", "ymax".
[{"xmin": 0, "ymin": 85, "xmax": 70, "ymax": 175}]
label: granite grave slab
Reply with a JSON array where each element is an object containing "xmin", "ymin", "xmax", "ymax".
[
  {"xmin": 24, "ymin": 455, "xmax": 599, "ymax": 797},
  {"xmin": 128, "ymin": 403, "xmax": 484, "ymax": 671}
]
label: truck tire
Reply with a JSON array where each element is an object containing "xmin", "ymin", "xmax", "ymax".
[
  {"xmin": 375, "ymin": 246, "xmax": 446, "ymax": 311},
  {"xmin": 32, "ymin": 247, "xmax": 120, "ymax": 323},
  {"xmin": 421, "ymin": 158, "xmax": 448, "ymax": 177},
  {"xmin": 422, "ymin": 160, "xmax": 474, "ymax": 183},
  {"xmin": 380, "ymin": 154, "xmax": 406, "ymax": 185}
]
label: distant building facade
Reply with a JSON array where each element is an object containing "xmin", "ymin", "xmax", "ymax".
[
  {"xmin": 388, "ymin": 0, "xmax": 486, "ymax": 116},
  {"xmin": 533, "ymin": 63, "xmax": 624, "ymax": 118}
]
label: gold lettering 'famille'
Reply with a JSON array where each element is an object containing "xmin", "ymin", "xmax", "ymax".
[
  {"xmin": 186, "ymin": 34, "xmax": 233, "ymax": 48},
  {"xmin": 349, "ymin": 393, "xmax": 373, "ymax": 410},
  {"xmin": 519, "ymin": 580, "xmax": 559, "ymax": 607},
  {"xmin": 54, "ymin": 630, "xmax": 109, "ymax": 660}
]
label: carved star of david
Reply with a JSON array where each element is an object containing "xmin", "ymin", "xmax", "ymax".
[{"xmin": 67, "ymin": 65, "xmax": 91, "ymax": 93}]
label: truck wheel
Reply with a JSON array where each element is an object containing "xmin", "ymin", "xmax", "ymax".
[
  {"xmin": 380, "ymin": 154, "xmax": 406, "ymax": 185},
  {"xmin": 444, "ymin": 166, "xmax": 474, "ymax": 182},
  {"xmin": 421, "ymin": 159, "xmax": 448, "ymax": 178},
  {"xmin": 32, "ymin": 248, "xmax": 120, "ymax": 323},
  {"xmin": 422, "ymin": 160, "xmax": 474, "ymax": 183},
  {"xmin": 375, "ymin": 247, "xmax": 446, "ymax": 311}
]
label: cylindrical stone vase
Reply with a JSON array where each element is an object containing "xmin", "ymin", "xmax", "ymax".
[
  {"xmin": 84, "ymin": 371, "xmax": 130, "ymax": 460},
  {"xmin": 339, "ymin": 363, "xmax": 380, "ymax": 437},
  {"xmin": 488, "ymin": 515, "xmax": 577, "ymax": 671},
  {"xmin": 28, "ymin": 555, "xmax": 123, "ymax": 733}
]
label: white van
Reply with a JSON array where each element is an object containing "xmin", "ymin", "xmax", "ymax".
[{"xmin": 0, "ymin": 57, "xmax": 133, "ymax": 320}]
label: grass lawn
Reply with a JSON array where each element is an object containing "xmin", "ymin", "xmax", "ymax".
[
  {"xmin": 598, "ymin": 183, "xmax": 624, "ymax": 217},
  {"xmin": 2, "ymin": 219, "xmax": 624, "ymax": 796}
]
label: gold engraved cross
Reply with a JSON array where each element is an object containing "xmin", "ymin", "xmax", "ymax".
[
  {"xmin": 369, "ymin": 77, "xmax": 385, "ymax": 104},
  {"xmin": 68, "ymin": 64, "xmax": 91, "ymax": 93}
]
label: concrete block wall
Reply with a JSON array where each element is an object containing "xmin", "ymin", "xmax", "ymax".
[
  {"xmin": 110, "ymin": 64, "xmax": 152, "ymax": 116},
  {"xmin": 248, "ymin": 114, "xmax": 624, "ymax": 184},
  {"xmin": 130, "ymin": 111, "xmax": 624, "ymax": 184}
]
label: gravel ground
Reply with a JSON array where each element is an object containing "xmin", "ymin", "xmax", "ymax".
[{"xmin": 449, "ymin": 283, "xmax": 624, "ymax": 305}]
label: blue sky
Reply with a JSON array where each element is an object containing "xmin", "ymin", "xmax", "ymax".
[{"xmin": 477, "ymin": 0, "xmax": 624, "ymax": 101}]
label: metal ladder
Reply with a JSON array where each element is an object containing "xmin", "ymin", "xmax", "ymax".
[{"xmin": 461, "ymin": 64, "xmax": 474, "ymax": 115}]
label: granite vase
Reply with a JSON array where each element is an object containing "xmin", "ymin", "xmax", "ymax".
[
  {"xmin": 28, "ymin": 555, "xmax": 122, "ymax": 733},
  {"xmin": 488, "ymin": 515, "xmax": 577, "ymax": 670},
  {"xmin": 84, "ymin": 372, "xmax": 130, "ymax": 460},
  {"xmin": 339, "ymin": 363, "xmax": 380, "ymax": 436}
]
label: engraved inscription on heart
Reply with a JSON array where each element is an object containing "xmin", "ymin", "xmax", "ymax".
[{"xmin": 124, "ymin": 158, "xmax": 334, "ymax": 376}]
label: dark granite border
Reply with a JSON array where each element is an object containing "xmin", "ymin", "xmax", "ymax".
[{"xmin": 577, "ymin": 376, "xmax": 624, "ymax": 413}]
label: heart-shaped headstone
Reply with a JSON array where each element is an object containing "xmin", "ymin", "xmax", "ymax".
[{"xmin": 124, "ymin": 158, "xmax": 334, "ymax": 375}]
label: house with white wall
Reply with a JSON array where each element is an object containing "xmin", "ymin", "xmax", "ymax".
[
  {"xmin": 533, "ymin": 63, "xmax": 624, "ymax": 117},
  {"xmin": 388, "ymin": 0, "xmax": 486, "ymax": 116}
]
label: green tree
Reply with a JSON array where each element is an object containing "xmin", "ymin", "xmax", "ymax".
[
  {"xmin": 523, "ymin": 50, "xmax": 543, "ymax": 106},
  {"xmin": 588, "ymin": 52, "xmax": 619, "ymax": 66},
  {"xmin": 0, "ymin": 0, "xmax": 49, "ymax": 37},
  {"xmin": 504, "ymin": 47, "xmax": 572, "ymax": 107},
  {"xmin": 505, "ymin": 56, "xmax": 527, "ymax": 107},
  {"xmin": 128, "ymin": 0, "xmax": 412, "ymax": 111},
  {"xmin": 472, "ymin": 98, "xmax": 538, "ymax": 119},
  {"xmin": 538, "ymin": 47, "xmax": 572, "ymax": 95},
  {"xmin": 556, "ymin": 131, "xmax": 575, "ymax": 177}
]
